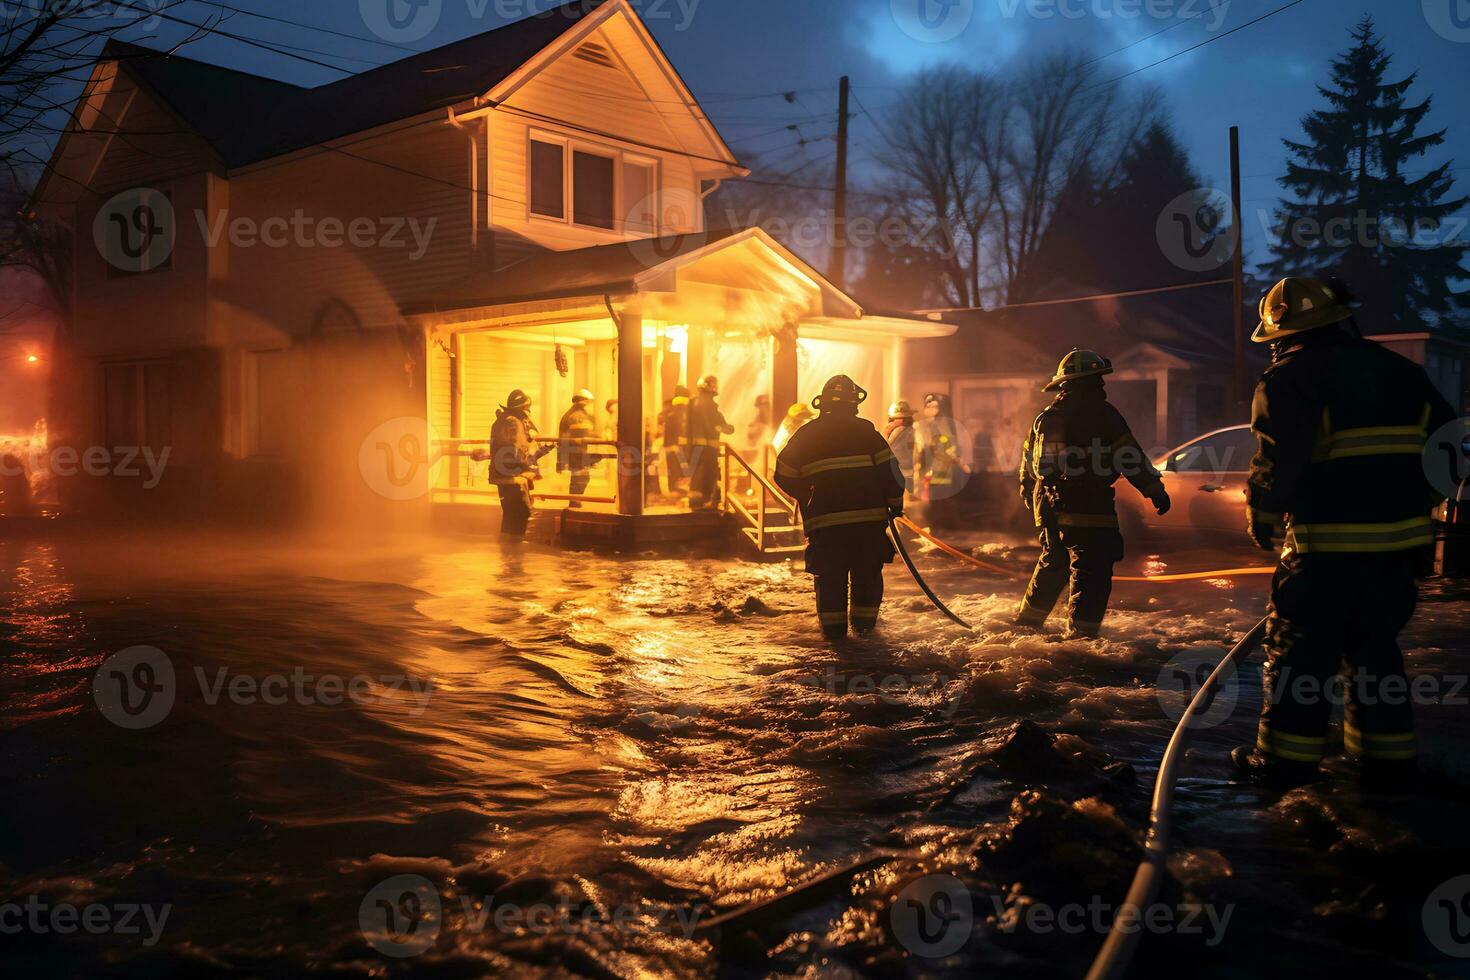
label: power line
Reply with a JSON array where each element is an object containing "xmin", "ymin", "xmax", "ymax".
[
  {"xmin": 1088, "ymin": 0, "xmax": 1310, "ymax": 90},
  {"xmin": 111, "ymin": 0, "xmax": 361, "ymax": 74},
  {"xmin": 180, "ymin": 0, "xmax": 424, "ymax": 54}
]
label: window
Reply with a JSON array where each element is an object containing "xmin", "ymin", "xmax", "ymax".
[
  {"xmin": 530, "ymin": 139, "xmax": 565, "ymax": 219},
  {"xmin": 529, "ymin": 133, "xmax": 661, "ymax": 233},
  {"xmin": 572, "ymin": 150, "xmax": 615, "ymax": 229},
  {"xmin": 623, "ymin": 160, "xmax": 655, "ymax": 231},
  {"xmin": 103, "ymin": 361, "xmax": 170, "ymax": 449},
  {"xmin": 1168, "ymin": 427, "xmax": 1257, "ymax": 473}
]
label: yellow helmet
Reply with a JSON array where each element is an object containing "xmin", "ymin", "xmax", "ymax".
[
  {"xmin": 1252, "ymin": 276, "xmax": 1355, "ymax": 343},
  {"xmin": 1043, "ymin": 349, "xmax": 1112, "ymax": 392}
]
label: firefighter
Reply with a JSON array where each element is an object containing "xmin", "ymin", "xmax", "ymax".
[
  {"xmin": 557, "ymin": 389, "xmax": 597, "ymax": 505},
  {"xmin": 1016, "ymin": 350, "xmax": 1171, "ymax": 638},
  {"xmin": 772, "ymin": 402, "xmax": 815, "ymax": 456},
  {"xmin": 918, "ymin": 393, "xmax": 968, "ymax": 530},
  {"xmin": 659, "ymin": 385, "xmax": 690, "ymax": 494},
  {"xmin": 1231, "ymin": 277, "xmax": 1457, "ymax": 790},
  {"xmin": 488, "ymin": 389, "xmax": 547, "ymax": 539},
  {"xmin": 775, "ymin": 375, "xmax": 905, "ymax": 641},
  {"xmin": 687, "ymin": 375, "xmax": 734, "ymax": 509},
  {"xmin": 885, "ymin": 400, "xmax": 918, "ymax": 495}
]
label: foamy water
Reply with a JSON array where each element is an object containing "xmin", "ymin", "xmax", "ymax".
[{"xmin": 2, "ymin": 528, "xmax": 1467, "ymax": 976}]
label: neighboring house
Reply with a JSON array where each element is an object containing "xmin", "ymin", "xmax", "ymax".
[
  {"xmin": 33, "ymin": 0, "xmax": 949, "ymax": 537},
  {"xmin": 904, "ymin": 282, "xmax": 1253, "ymax": 469}
]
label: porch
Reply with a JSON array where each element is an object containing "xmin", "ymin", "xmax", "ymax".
[{"xmin": 405, "ymin": 227, "xmax": 952, "ymax": 551}]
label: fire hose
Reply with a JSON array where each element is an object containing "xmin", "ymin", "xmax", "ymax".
[
  {"xmin": 893, "ymin": 516, "xmax": 1275, "ymax": 583},
  {"xmin": 1083, "ymin": 615, "xmax": 1270, "ymax": 980}
]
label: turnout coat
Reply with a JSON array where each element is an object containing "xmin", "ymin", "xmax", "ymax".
[{"xmin": 775, "ymin": 412, "xmax": 906, "ymax": 574}]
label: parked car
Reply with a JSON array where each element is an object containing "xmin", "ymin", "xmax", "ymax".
[{"xmin": 1117, "ymin": 425, "xmax": 1257, "ymax": 542}]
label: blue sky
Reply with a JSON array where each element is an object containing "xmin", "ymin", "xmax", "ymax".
[{"xmin": 75, "ymin": 0, "xmax": 1470, "ymax": 274}]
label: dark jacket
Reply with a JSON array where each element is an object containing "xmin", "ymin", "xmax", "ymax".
[
  {"xmin": 557, "ymin": 403, "xmax": 597, "ymax": 473},
  {"xmin": 688, "ymin": 392, "xmax": 732, "ymax": 447},
  {"xmin": 489, "ymin": 410, "xmax": 539, "ymax": 486},
  {"xmin": 1018, "ymin": 382, "xmax": 1163, "ymax": 529},
  {"xmin": 1248, "ymin": 331, "xmax": 1456, "ymax": 554},
  {"xmin": 775, "ymin": 412, "xmax": 905, "ymax": 535}
]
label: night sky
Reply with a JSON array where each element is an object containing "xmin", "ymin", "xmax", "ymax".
[{"xmin": 49, "ymin": 0, "xmax": 1470, "ymax": 274}]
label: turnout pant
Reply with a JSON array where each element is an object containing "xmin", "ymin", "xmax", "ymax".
[
  {"xmin": 1016, "ymin": 524, "xmax": 1123, "ymax": 637},
  {"xmin": 807, "ymin": 524, "xmax": 895, "ymax": 640},
  {"xmin": 568, "ymin": 470, "xmax": 591, "ymax": 506},
  {"xmin": 688, "ymin": 445, "xmax": 720, "ymax": 509},
  {"xmin": 1257, "ymin": 553, "xmax": 1419, "ymax": 768},
  {"xmin": 496, "ymin": 482, "xmax": 532, "ymax": 538}
]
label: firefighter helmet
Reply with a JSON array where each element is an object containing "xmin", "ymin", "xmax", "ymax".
[
  {"xmin": 786, "ymin": 402, "xmax": 815, "ymax": 421},
  {"xmin": 1252, "ymin": 276, "xmax": 1356, "ymax": 343},
  {"xmin": 812, "ymin": 374, "xmax": 867, "ymax": 411},
  {"xmin": 504, "ymin": 389, "xmax": 532, "ymax": 412},
  {"xmin": 698, "ymin": 375, "xmax": 719, "ymax": 394},
  {"xmin": 1043, "ymin": 349, "xmax": 1113, "ymax": 392},
  {"xmin": 888, "ymin": 400, "xmax": 915, "ymax": 420},
  {"xmin": 572, "ymin": 388, "xmax": 594, "ymax": 404}
]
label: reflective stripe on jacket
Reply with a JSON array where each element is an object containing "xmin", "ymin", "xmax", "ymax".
[
  {"xmin": 1248, "ymin": 333, "xmax": 1456, "ymax": 554},
  {"xmin": 774, "ymin": 413, "xmax": 905, "ymax": 536}
]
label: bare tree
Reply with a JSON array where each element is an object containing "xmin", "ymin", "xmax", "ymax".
[{"xmin": 876, "ymin": 53, "xmax": 1161, "ymax": 308}]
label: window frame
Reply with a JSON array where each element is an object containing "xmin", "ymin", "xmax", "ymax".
[{"xmin": 526, "ymin": 129, "xmax": 661, "ymax": 235}]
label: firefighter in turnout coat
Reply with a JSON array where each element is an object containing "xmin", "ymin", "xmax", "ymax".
[
  {"xmin": 557, "ymin": 389, "xmax": 598, "ymax": 504},
  {"xmin": 1232, "ymin": 277, "xmax": 1457, "ymax": 790},
  {"xmin": 488, "ymin": 389, "xmax": 546, "ymax": 539},
  {"xmin": 776, "ymin": 375, "xmax": 906, "ymax": 641},
  {"xmin": 688, "ymin": 375, "xmax": 734, "ymax": 509},
  {"xmin": 1017, "ymin": 350, "xmax": 1171, "ymax": 638}
]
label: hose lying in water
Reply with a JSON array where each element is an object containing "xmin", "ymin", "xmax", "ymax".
[
  {"xmin": 893, "ymin": 517, "xmax": 1275, "ymax": 584},
  {"xmin": 1082, "ymin": 615, "xmax": 1270, "ymax": 980}
]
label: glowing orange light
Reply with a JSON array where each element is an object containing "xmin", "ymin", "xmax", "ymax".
[{"xmin": 26, "ymin": 354, "xmax": 39, "ymax": 364}]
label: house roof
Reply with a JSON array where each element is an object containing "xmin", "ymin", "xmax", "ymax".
[
  {"xmin": 905, "ymin": 282, "xmax": 1247, "ymax": 378},
  {"xmin": 103, "ymin": 0, "xmax": 604, "ymax": 168}
]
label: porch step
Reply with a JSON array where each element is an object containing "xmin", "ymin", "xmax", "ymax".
[{"xmin": 741, "ymin": 526, "xmax": 806, "ymax": 554}]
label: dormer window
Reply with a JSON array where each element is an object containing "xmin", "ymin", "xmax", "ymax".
[{"xmin": 529, "ymin": 131, "xmax": 659, "ymax": 233}]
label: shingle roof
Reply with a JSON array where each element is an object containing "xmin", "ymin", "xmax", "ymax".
[{"xmin": 105, "ymin": 0, "xmax": 602, "ymax": 168}]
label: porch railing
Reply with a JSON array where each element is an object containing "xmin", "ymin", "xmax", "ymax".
[
  {"xmin": 432, "ymin": 437, "xmax": 619, "ymax": 508},
  {"xmin": 721, "ymin": 443, "xmax": 804, "ymax": 554}
]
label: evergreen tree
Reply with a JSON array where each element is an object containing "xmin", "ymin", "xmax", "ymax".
[
  {"xmin": 1265, "ymin": 18, "xmax": 1467, "ymax": 330},
  {"xmin": 1016, "ymin": 119, "xmax": 1212, "ymax": 298}
]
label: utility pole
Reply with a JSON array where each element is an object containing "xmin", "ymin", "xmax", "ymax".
[
  {"xmin": 831, "ymin": 75, "xmax": 850, "ymax": 290},
  {"xmin": 1229, "ymin": 125, "xmax": 1246, "ymax": 408}
]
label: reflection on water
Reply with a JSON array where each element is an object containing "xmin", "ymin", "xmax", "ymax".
[{"xmin": 1, "ymin": 529, "xmax": 1467, "ymax": 977}]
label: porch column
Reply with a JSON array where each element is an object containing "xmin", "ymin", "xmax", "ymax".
[
  {"xmin": 617, "ymin": 309, "xmax": 643, "ymax": 516},
  {"xmin": 1155, "ymin": 368, "xmax": 1170, "ymax": 449},
  {"xmin": 772, "ymin": 324, "xmax": 798, "ymax": 414}
]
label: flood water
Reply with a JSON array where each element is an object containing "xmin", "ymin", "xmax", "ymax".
[{"xmin": 2, "ymin": 526, "xmax": 1469, "ymax": 978}]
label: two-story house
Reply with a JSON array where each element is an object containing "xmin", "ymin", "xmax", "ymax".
[{"xmin": 33, "ymin": 0, "xmax": 950, "ymax": 546}]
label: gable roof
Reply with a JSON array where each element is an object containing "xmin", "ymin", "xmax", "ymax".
[
  {"xmin": 83, "ymin": 0, "xmax": 738, "ymax": 174},
  {"xmin": 100, "ymin": 0, "xmax": 603, "ymax": 169}
]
